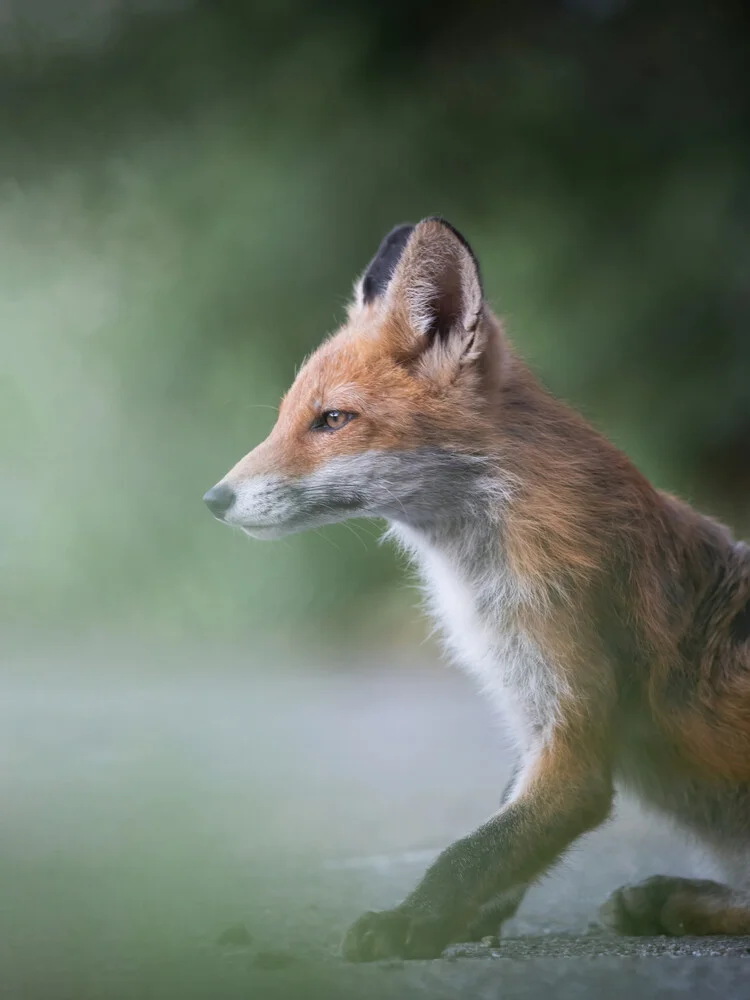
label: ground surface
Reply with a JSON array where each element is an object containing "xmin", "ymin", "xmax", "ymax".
[{"xmin": 2, "ymin": 641, "xmax": 749, "ymax": 999}]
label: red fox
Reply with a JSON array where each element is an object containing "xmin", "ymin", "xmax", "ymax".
[{"xmin": 204, "ymin": 217, "xmax": 750, "ymax": 959}]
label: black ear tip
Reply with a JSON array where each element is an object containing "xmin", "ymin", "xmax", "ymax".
[
  {"xmin": 385, "ymin": 222, "xmax": 415, "ymax": 240},
  {"xmin": 378, "ymin": 223, "xmax": 416, "ymax": 255},
  {"xmin": 361, "ymin": 223, "xmax": 416, "ymax": 305},
  {"xmin": 418, "ymin": 216, "xmax": 483, "ymax": 290}
]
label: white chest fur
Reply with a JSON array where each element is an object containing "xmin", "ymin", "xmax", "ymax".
[{"xmin": 389, "ymin": 523, "xmax": 566, "ymax": 751}]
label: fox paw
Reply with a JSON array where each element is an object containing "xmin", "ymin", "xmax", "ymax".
[
  {"xmin": 342, "ymin": 907, "xmax": 455, "ymax": 961},
  {"xmin": 599, "ymin": 875, "xmax": 730, "ymax": 936}
]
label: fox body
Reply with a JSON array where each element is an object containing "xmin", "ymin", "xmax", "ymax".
[{"xmin": 204, "ymin": 218, "xmax": 750, "ymax": 958}]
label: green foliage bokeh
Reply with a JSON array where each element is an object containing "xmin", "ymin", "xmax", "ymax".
[{"xmin": 2, "ymin": 0, "xmax": 749, "ymax": 643}]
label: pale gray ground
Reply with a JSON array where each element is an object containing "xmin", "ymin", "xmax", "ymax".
[{"xmin": 1, "ymin": 641, "xmax": 749, "ymax": 999}]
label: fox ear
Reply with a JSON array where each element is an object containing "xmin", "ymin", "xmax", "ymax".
[
  {"xmin": 385, "ymin": 217, "xmax": 485, "ymax": 360},
  {"xmin": 353, "ymin": 223, "xmax": 416, "ymax": 309}
]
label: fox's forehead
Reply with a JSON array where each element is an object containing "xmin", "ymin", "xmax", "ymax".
[{"xmin": 281, "ymin": 317, "xmax": 402, "ymax": 411}]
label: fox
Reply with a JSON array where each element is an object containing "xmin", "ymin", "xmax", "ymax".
[{"xmin": 204, "ymin": 217, "xmax": 750, "ymax": 960}]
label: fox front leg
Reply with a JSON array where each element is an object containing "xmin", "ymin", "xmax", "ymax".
[{"xmin": 343, "ymin": 736, "xmax": 613, "ymax": 961}]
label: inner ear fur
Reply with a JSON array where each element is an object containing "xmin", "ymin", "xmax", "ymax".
[{"xmin": 387, "ymin": 216, "xmax": 485, "ymax": 352}]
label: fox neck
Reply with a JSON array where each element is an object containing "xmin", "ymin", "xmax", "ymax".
[
  {"xmin": 385, "ymin": 461, "xmax": 537, "ymax": 619},
  {"xmin": 384, "ymin": 431, "xmax": 533, "ymax": 625},
  {"xmin": 385, "ymin": 456, "xmax": 563, "ymax": 747},
  {"xmin": 385, "ymin": 357, "xmax": 632, "ymax": 615}
]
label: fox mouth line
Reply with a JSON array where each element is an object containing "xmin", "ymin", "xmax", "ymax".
[{"xmin": 235, "ymin": 498, "xmax": 369, "ymax": 536}]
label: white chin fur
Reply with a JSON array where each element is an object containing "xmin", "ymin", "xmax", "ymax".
[{"xmin": 240, "ymin": 523, "xmax": 300, "ymax": 540}]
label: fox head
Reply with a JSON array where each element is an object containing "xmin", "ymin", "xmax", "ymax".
[{"xmin": 204, "ymin": 217, "xmax": 508, "ymax": 539}]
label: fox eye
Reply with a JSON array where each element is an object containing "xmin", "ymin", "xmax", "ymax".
[
  {"xmin": 325, "ymin": 410, "xmax": 348, "ymax": 430},
  {"xmin": 313, "ymin": 410, "xmax": 356, "ymax": 431}
]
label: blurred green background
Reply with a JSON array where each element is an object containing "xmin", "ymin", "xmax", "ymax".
[{"xmin": 2, "ymin": 0, "xmax": 749, "ymax": 644}]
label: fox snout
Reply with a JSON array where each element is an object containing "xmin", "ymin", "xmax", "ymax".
[
  {"xmin": 203, "ymin": 469, "xmax": 297, "ymax": 539},
  {"xmin": 203, "ymin": 457, "xmax": 372, "ymax": 539},
  {"xmin": 203, "ymin": 434, "xmax": 297, "ymax": 537}
]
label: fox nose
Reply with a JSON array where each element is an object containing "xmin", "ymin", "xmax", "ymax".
[{"xmin": 203, "ymin": 482, "xmax": 235, "ymax": 518}]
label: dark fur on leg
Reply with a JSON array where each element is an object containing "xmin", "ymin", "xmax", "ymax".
[{"xmin": 600, "ymin": 875, "xmax": 750, "ymax": 936}]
